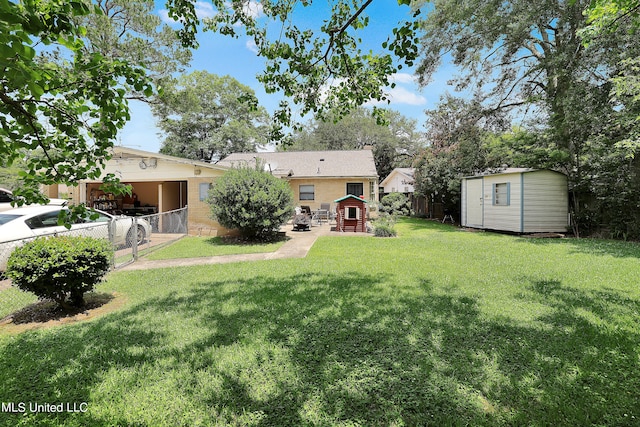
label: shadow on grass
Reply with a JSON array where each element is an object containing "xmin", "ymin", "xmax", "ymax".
[
  {"xmin": 205, "ymin": 234, "xmax": 290, "ymax": 246},
  {"xmin": 1, "ymin": 271, "xmax": 639, "ymax": 426}
]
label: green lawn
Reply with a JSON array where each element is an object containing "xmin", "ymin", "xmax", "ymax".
[
  {"xmin": 142, "ymin": 236, "xmax": 286, "ymax": 260},
  {"xmin": 1, "ymin": 218, "xmax": 639, "ymax": 426}
]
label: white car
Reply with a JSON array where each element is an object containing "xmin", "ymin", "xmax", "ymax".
[
  {"xmin": 0, "ymin": 205, "xmax": 151, "ymax": 271},
  {"xmin": 0, "ymin": 188, "xmax": 68, "ymax": 212},
  {"xmin": 0, "ymin": 188, "xmax": 14, "ymax": 212}
]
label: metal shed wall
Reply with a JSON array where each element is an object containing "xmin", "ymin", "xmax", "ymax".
[{"xmin": 461, "ymin": 170, "xmax": 568, "ymax": 233}]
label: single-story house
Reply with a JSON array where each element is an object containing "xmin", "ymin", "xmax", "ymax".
[
  {"xmin": 217, "ymin": 149, "xmax": 379, "ymax": 213},
  {"xmin": 46, "ymin": 146, "xmax": 229, "ymax": 235},
  {"xmin": 460, "ymin": 168, "xmax": 568, "ymax": 233},
  {"xmin": 379, "ymin": 168, "xmax": 431, "ymax": 217},
  {"xmin": 380, "ymin": 168, "xmax": 415, "ymax": 195}
]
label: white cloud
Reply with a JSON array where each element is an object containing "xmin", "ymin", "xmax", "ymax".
[
  {"xmin": 365, "ymin": 78, "xmax": 427, "ymax": 107},
  {"xmin": 241, "ymin": 1, "xmax": 264, "ymax": 19},
  {"xmin": 246, "ymin": 39, "xmax": 259, "ymax": 54},
  {"xmin": 389, "ymin": 73, "xmax": 417, "ymax": 85},
  {"xmin": 195, "ymin": 1, "xmax": 217, "ymax": 19},
  {"xmin": 386, "ymin": 86, "xmax": 427, "ymax": 106}
]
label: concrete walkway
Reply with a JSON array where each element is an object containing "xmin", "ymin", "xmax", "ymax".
[
  {"xmin": 118, "ymin": 222, "xmax": 338, "ymax": 271},
  {"xmin": 0, "ymin": 222, "xmax": 369, "ymax": 288}
]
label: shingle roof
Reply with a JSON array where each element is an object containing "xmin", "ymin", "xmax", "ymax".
[{"xmin": 217, "ymin": 150, "xmax": 378, "ymax": 178}]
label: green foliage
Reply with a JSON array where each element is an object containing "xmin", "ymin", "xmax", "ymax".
[
  {"xmin": 414, "ymin": 0, "xmax": 640, "ymax": 238},
  {"xmin": 581, "ymin": 0, "xmax": 640, "ymax": 43},
  {"xmin": 208, "ymin": 164, "xmax": 294, "ymax": 240},
  {"xmin": 6, "ymin": 236, "xmax": 113, "ymax": 309},
  {"xmin": 191, "ymin": 0, "xmax": 419, "ymax": 140},
  {"xmin": 77, "ymin": 0, "xmax": 191, "ymax": 87},
  {"xmin": 154, "ymin": 71, "xmax": 271, "ymax": 162},
  {"xmin": 0, "ymin": 0, "xmax": 153, "ymax": 211},
  {"xmin": 379, "ymin": 192, "xmax": 411, "ymax": 216},
  {"xmin": 372, "ymin": 214, "xmax": 398, "ymax": 237}
]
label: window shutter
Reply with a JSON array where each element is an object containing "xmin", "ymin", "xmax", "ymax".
[
  {"xmin": 492, "ymin": 183, "xmax": 496, "ymax": 205},
  {"xmin": 506, "ymin": 182, "xmax": 511, "ymax": 206}
]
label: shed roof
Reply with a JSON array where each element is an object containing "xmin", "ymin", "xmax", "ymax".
[
  {"xmin": 462, "ymin": 168, "xmax": 565, "ymax": 179},
  {"xmin": 217, "ymin": 150, "xmax": 378, "ymax": 179}
]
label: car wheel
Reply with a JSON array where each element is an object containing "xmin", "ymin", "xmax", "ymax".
[{"xmin": 127, "ymin": 224, "xmax": 146, "ymax": 247}]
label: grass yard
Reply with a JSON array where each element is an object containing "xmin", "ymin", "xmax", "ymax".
[
  {"xmin": 142, "ymin": 236, "xmax": 286, "ymax": 260},
  {"xmin": 1, "ymin": 218, "xmax": 639, "ymax": 426}
]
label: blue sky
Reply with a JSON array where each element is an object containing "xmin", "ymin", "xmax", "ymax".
[{"xmin": 120, "ymin": 1, "xmax": 453, "ymax": 153}]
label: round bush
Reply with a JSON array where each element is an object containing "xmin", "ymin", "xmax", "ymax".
[
  {"xmin": 6, "ymin": 236, "xmax": 113, "ymax": 309},
  {"xmin": 379, "ymin": 192, "xmax": 411, "ymax": 216},
  {"xmin": 208, "ymin": 164, "xmax": 294, "ymax": 240}
]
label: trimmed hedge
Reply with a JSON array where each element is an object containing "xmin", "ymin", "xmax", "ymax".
[{"xmin": 6, "ymin": 236, "xmax": 113, "ymax": 309}]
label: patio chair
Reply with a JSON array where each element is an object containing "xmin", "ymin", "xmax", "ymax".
[{"xmin": 318, "ymin": 203, "xmax": 331, "ymax": 223}]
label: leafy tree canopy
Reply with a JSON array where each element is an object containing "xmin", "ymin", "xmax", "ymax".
[
  {"xmin": 0, "ymin": 0, "xmax": 153, "ymax": 207},
  {"xmin": 75, "ymin": 0, "xmax": 192, "ymax": 92},
  {"xmin": 166, "ymin": 0, "xmax": 421, "ymax": 139},
  {"xmin": 153, "ymin": 71, "xmax": 271, "ymax": 162}
]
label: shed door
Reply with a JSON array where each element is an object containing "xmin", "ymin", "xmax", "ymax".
[{"xmin": 466, "ymin": 179, "xmax": 484, "ymax": 227}]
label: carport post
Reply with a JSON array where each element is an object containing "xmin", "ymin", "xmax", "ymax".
[
  {"xmin": 108, "ymin": 218, "xmax": 116, "ymax": 268},
  {"xmin": 132, "ymin": 216, "xmax": 138, "ymax": 261}
]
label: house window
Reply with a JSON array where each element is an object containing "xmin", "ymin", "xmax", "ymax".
[
  {"xmin": 199, "ymin": 182, "xmax": 212, "ymax": 202},
  {"xmin": 345, "ymin": 206, "xmax": 360, "ymax": 220},
  {"xmin": 493, "ymin": 183, "xmax": 510, "ymax": 206},
  {"xmin": 346, "ymin": 183, "xmax": 364, "ymax": 197},
  {"xmin": 299, "ymin": 185, "xmax": 315, "ymax": 200}
]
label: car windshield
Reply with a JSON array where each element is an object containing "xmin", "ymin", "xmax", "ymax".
[{"xmin": 0, "ymin": 214, "xmax": 21, "ymax": 225}]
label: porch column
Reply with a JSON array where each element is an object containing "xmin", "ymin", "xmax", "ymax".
[
  {"xmin": 78, "ymin": 183, "xmax": 87, "ymax": 205},
  {"xmin": 158, "ymin": 183, "xmax": 163, "ymax": 232}
]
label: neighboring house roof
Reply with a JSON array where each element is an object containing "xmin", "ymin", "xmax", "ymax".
[
  {"xmin": 110, "ymin": 146, "xmax": 229, "ymax": 172},
  {"xmin": 380, "ymin": 168, "xmax": 415, "ymax": 187},
  {"xmin": 217, "ymin": 150, "xmax": 378, "ymax": 179}
]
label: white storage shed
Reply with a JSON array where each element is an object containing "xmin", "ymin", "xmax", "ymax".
[{"xmin": 461, "ymin": 168, "xmax": 568, "ymax": 233}]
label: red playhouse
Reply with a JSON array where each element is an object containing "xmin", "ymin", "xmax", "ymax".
[{"xmin": 334, "ymin": 194, "xmax": 367, "ymax": 232}]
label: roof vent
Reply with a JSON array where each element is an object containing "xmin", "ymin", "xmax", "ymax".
[{"xmin": 320, "ymin": 158, "xmax": 325, "ymax": 161}]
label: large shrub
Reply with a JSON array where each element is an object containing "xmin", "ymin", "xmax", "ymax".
[
  {"xmin": 6, "ymin": 236, "xmax": 113, "ymax": 309},
  {"xmin": 379, "ymin": 192, "xmax": 411, "ymax": 216},
  {"xmin": 209, "ymin": 164, "xmax": 294, "ymax": 240}
]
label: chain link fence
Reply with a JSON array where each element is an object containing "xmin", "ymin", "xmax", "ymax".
[
  {"xmin": 116, "ymin": 207, "xmax": 188, "ymax": 268},
  {"xmin": 1, "ymin": 207, "xmax": 188, "ymax": 279}
]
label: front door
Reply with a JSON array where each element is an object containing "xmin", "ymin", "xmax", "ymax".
[{"xmin": 466, "ymin": 178, "xmax": 484, "ymax": 227}]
